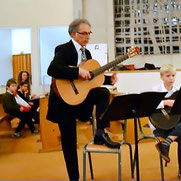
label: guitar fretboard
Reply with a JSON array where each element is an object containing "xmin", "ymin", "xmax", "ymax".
[{"xmin": 91, "ymin": 54, "xmax": 129, "ymax": 77}]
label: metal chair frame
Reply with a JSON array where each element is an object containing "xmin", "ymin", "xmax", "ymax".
[
  {"xmin": 83, "ymin": 114, "xmax": 134, "ymax": 181},
  {"xmin": 132, "ymin": 117, "xmax": 165, "ymax": 181}
]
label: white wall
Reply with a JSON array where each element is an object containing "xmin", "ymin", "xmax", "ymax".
[
  {"xmin": 0, "ymin": 0, "xmax": 74, "ymax": 94},
  {"xmin": 12, "ymin": 28, "xmax": 31, "ymax": 54},
  {"xmin": 39, "ymin": 26, "xmax": 70, "ymax": 84},
  {"xmin": 83, "ymin": 0, "xmax": 115, "ymax": 61},
  {"xmin": 0, "ymin": 0, "xmax": 73, "ymax": 27},
  {"xmin": 0, "ymin": 29, "xmax": 13, "ymax": 86},
  {"xmin": 115, "ymin": 71, "xmax": 181, "ymax": 93}
]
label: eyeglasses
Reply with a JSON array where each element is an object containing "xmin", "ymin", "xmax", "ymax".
[{"xmin": 77, "ymin": 31, "xmax": 92, "ymax": 36}]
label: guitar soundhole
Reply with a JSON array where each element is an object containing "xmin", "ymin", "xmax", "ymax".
[{"xmin": 70, "ymin": 80, "xmax": 79, "ymax": 95}]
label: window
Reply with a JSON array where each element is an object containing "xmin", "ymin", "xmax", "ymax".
[
  {"xmin": 114, "ymin": 0, "xmax": 181, "ymax": 55},
  {"xmin": 39, "ymin": 26, "xmax": 70, "ymax": 84},
  {"xmin": 12, "ymin": 28, "xmax": 31, "ymax": 54}
]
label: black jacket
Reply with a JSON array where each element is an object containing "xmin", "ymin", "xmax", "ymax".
[
  {"xmin": 46, "ymin": 40, "xmax": 110, "ymax": 123},
  {"xmin": 17, "ymin": 90, "xmax": 30, "ymax": 102},
  {"xmin": 2, "ymin": 92, "xmax": 20, "ymax": 114}
]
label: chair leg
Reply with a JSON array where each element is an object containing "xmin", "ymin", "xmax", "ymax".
[
  {"xmin": 159, "ymin": 155, "xmax": 165, "ymax": 181},
  {"xmin": 125, "ymin": 142, "xmax": 134, "ymax": 178},
  {"xmin": 88, "ymin": 152, "xmax": 94, "ymax": 179},
  {"xmin": 83, "ymin": 149, "xmax": 87, "ymax": 181},
  {"xmin": 132, "ymin": 137, "xmax": 155, "ymax": 177},
  {"xmin": 132, "ymin": 149, "xmax": 136, "ymax": 177},
  {"xmin": 132, "ymin": 137, "xmax": 143, "ymax": 176},
  {"xmin": 118, "ymin": 147, "xmax": 122, "ymax": 181},
  {"xmin": 165, "ymin": 161, "xmax": 168, "ymax": 167}
]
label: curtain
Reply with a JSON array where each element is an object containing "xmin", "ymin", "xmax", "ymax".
[{"xmin": 12, "ymin": 53, "xmax": 31, "ymax": 80}]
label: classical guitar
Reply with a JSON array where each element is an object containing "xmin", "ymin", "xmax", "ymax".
[
  {"xmin": 53, "ymin": 47, "xmax": 140, "ymax": 105},
  {"xmin": 150, "ymin": 88, "xmax": 181, "ymax": 130}
]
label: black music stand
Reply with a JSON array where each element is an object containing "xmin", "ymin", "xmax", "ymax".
[{"xmin": 101, "ymin": 91, "xmax": 167, "ymax": 181}]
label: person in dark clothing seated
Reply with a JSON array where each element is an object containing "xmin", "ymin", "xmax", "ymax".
[
  {"xmin": 17, "ymin": 71, "xmax": 40, "ymax": 111},
  {"xmin": 18, "ymin": 82, "xmax": 30, "ymax": 102},
  {"xmin": 2, "ymin": 79, "xmax": 39, "ymax": 138},
  {"xmin": 18, "ymin": 82, "xmax": 39, "ymax": 123}
]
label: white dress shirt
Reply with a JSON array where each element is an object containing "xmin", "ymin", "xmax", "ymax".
[
  {"xmin": 71, "ymin": 38, "xmax": 86, "ymax": 65},
  {"xmin": 152, "ymin": 83, "xmax": 178, "ymax": 109},
  {"xmin": 149, "ymin": 83, "xmax": 178, "ymax": 131}
]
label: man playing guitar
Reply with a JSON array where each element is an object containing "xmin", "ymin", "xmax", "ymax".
[{"xmin": 46, "ymin": 18, "xmax": 120, "ymax": 181}]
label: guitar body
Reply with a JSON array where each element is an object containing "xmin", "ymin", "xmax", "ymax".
[
  {"xmin": 55, "ymin": 59, "xmax": 105, "ymax": 105},
  {"xmin": 150, "ymin": 89, "xmax": 181, "ymax": 130},
  {"xmin": 150, "ymin": 110, "xmax": 181, "ymax": 130},
  {"xmin": 53, "ymin": 46, "xmax": 140, "ymax": 105}
]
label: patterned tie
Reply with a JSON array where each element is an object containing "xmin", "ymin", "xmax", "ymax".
[{"xmin": 80, "ymin": 47, "xmax": 87, "ymax": 62}]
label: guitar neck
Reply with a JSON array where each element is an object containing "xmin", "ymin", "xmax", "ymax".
[{"xmin": 91, "ymin": 54, "xmax": 129, "ymax": 77}]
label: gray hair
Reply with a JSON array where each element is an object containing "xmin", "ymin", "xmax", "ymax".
[{"xmin": 68, "ymin": 18, "xmax": 91, "ymax": 36}]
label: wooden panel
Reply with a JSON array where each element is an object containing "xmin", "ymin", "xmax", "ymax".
[
  {"xmin": 19, "ymin": 54, "xmax": 25, "ymax": 71},
  {"xmin": 12, "ymin": 53, "xmax": 31, "ymax": 80},
  {"xmin": 0, "ymin": 94, "xmax": 14, "ymax": 135},
  {"xmin": 77, "ymin": 121, "xmax": 93, "ymax": 145},
  {"xmin": 26, "ymin": 54, "xmax": 31, "ymax": 73},
  {"xmin": 39, "ymin": 95, "xmax": 62, "ymax": 153},
  {"xmin": 12, "ymin": 55, "xmax": 18, "ymax": 79},
  {"xmin": 109, "ymin": 118, "xmax": 154, "ymax": 144}
]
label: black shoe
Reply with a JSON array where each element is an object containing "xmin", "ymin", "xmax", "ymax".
[
  {"xmin": 94, "ymin": 132, "xmax": 120, "ymax": 148},
  {"xmin": 155, "ymin": 142, "xmax": 170, "ymax": 162},
  {"xmin": 12, "ymin": 132, "xmax": 22, "ymax": 138}
]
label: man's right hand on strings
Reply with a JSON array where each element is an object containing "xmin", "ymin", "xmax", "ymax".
[{"xmin": 79, "ymin": 67, "xmax": 91, "ymax": 80}]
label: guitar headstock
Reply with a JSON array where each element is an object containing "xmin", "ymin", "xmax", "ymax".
[{"xmin": 127, "ymin": 47, "xmax": 140, "ymax": 58}]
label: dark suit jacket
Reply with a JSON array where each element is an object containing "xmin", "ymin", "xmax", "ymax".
[
  {"xmin": 46, "ymin": 40, "xmax": 111, "ymax": 123},
  {"xmin": 2, "ymin": 92, "xmax": 20, "ymax": 114},
  {"xmin": 17, "ymin": 90, "xmax": 30, "ymax": 102}
]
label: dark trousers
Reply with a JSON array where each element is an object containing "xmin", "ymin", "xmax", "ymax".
[
  {"xmin": 57, "ymin": 87, "xmax": 110, "ymax": 180},
  {"xmin": 31, "ymin": 98, "xmax": 40, "ymax": 123},
  {"xmin": 154, "ymin": 122, "xmax": 181, "ymax": 171},
  {"xmin": 31, "ymin": 98, "xmax": 39, "ymax": 110},
  {"xmin": 10, "ymin": 110, "xmax": 35, "ymax": 133}
]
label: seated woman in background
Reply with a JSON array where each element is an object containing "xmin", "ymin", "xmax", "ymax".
[
  {"xmin": 18, "ymin": 82, "xmax": 39, "ymax": 124},
  {"xmin": 17, "ymin": 70, "xmax": 39, "ymax": 116},
  {"xmin": 17, "ymin": 71, "xmax": 31, "ymax": 93}
]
